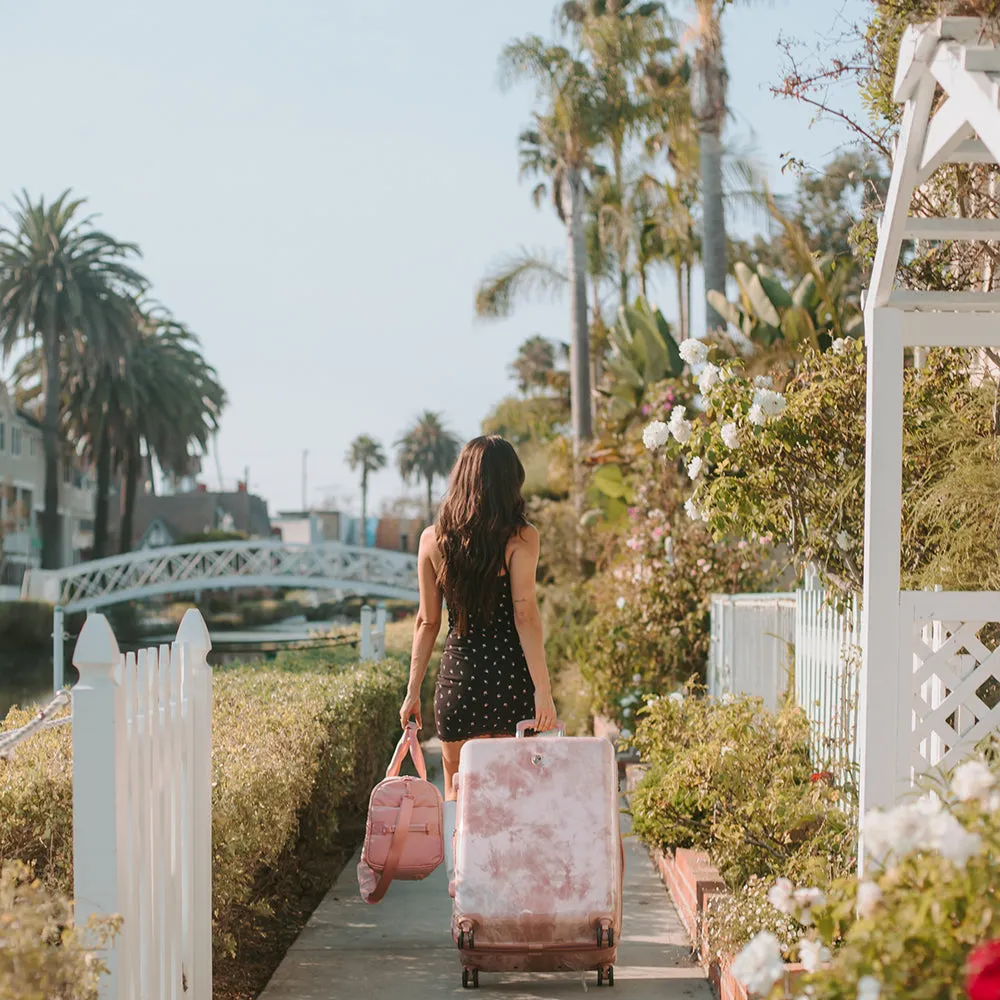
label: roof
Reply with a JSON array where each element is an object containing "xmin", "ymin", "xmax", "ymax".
[{"xmin": 131, "ymin": 490, "xmax": 271, "ymax": 547}]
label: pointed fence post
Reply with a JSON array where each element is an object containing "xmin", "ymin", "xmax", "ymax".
[
  {"xmin": 53, "ymin": 604, "xmax": 65, "ymax": 692},
  {"xmin": 72, "ymin": 612, "xmax": 126, "ymax": 998},
  {"xmin": 176, "ymin": 608, "xmax": 213, "ymax": 1000},
  {"xmin": 374, "ymin": 603, "xmax": 387, "ymax": 662},
  {"xmin": 360, "ymin": 604, "xmax": 374, "ymax": 660}
]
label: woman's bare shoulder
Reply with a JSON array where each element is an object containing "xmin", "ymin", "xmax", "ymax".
[
  {"xmin": 419, "ymin": 524, "xmax": 440, "ymax": 554},
  {"xmin": 507, "ymin": 522, "xmax": 539, "ymax": 551}
]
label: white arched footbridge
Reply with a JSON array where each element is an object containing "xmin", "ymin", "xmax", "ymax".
[{"xmin": 21, "ymin": 540, "xmax": 419, "ymax": 613}]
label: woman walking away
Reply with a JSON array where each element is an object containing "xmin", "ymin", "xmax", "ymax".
[{"xmin": 398, "ymin": 435, "xmax": 558, "ymax": 877}]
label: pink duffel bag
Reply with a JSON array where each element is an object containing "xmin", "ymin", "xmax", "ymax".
[{"xmin": 357, "ymin": 722, "xmax": 444, "ymax": 903}]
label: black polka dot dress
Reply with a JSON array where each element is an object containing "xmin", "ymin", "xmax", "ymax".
[{"xmin": 434, "ymin": 575, "xmax": 535, "ymax": 742}]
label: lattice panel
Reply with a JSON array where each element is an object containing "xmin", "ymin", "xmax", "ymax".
[{"xmin": 910, "ymin": 618, "xmax": 1000, "ymax": 775}]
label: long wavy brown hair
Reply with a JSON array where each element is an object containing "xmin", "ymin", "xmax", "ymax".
[{"xmin": 435, "ymin": 436, "xmax": 527, "ymax": 635}]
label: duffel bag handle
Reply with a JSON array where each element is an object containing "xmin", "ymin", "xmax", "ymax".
[{"xmin": 386, "ymin": 721, "xmax": 428, "ymax": 780}]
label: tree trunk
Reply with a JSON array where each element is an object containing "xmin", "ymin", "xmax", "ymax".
[
  {"xmin": 699, "ymin": 123, "xmax": 727, "ymax": 335},
  {"xmin": 565, "ymin": 167, "xmax": 593, "ymax": 455},
  {"xmin": 119, "ymin": 437, "xmax": 140, "ymax": 555},
  {"xmin": 685, "ymin": 260, "xmax": 693, "ymax": 341},
  {"xmin": 360, "ymin": 470, "xmax": 368, "ymax": 548},
  {"xmin": 639, "ymin": 267, "xmax": 648, "ymax": 300},
  {"xmin": 675, "ymin": 259, "xmax": 685, "ymax": 341},
  {"xmin": 425, "ymin": 473, "xmax": 434, "ymax": 525},
  {"xmin": 41, "ymin": 334, "xmax": 62, "ymax": 569},
  {"xmin": 93, "ymin": 417, "xmax": 112, "ymax": 560}
]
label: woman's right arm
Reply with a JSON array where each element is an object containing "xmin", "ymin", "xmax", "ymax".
[{"xmin": 508, "ymin": 525, "xmax": 557, "ymax": 732}]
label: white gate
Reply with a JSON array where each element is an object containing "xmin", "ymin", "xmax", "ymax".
[{"xmin": 72, "ymin": 609, "xmax": 213, "ymax": 1000}]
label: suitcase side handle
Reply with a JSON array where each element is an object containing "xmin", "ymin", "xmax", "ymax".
[{"xmin": 515, "ymin": 720, "xmax": 566, "ymax": 738}]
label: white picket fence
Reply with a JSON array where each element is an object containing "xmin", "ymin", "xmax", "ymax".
[
  {"xmin": 72, "ymin": 609, "xmax": 213, "ymax": 1000},
  {"xmin": 708, "ymin": 589, "xmax": 862, "ymax": 768},
  {"xmin": 707, "ymin": 594, "xmax": 797, "ymax": 711},
  {"xmin": 795, "ymin": 589, "xmax": 863, "ymax": 771}
]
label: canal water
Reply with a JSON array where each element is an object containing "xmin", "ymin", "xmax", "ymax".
[{"xmin": 0, "ymin": 618, "xmax": 356, "ymax": 721}]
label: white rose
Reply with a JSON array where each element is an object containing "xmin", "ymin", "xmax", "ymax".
[
  {"xmin": 831, "ymin": 337, "xmax": 848, "ymax": 355},
  {"xmin": 680, "ymin": 338, "xmax": 709, "ymax": 366},
  {"xmin": 767, "ymin": 877, "xmax": 795, "ymax": 916},
  {"xmin": 668, "ymin": 691, "xmax": 685, "ymax": 705},
  {"xmin": 857, "ymin": 975, "xmax": 882, "ymax": 1000},
  {"xmin": 616, "ymin": 596, "xmax": 626, "ymax": 610},
  {"xmin": 951, "ymin": 759, "xmax": 996, "ymax": 804},
  {"xmin": 684, "ymin": 498, "xmax": 703, "ymax": 522},
  {"xmin": 855, "ymin": 881, "xmax": 882, "ymax": 919},
  {"xmin": 730, "ymin": 932, "xmax": 786, "ymax": 996},
  {"xmin": 721, "ymin": 422, "xmax": 739, "ymax": 449},
  {"xmin": 642, "ymin": 420, "xmax": 670, "ymax": 451},
  {"xmin": 797, "ymin": 938, "xmax": 831, "ymax": 973},
  {"xmin": 698, "ymin": 363, "xmax": 721, "ymax": 395},
  {"xmin": 754, "ymin": 375, "xmax": 773, "ymax": 389},
  {"xmin": 687, "ymin": 456, "xmax": 703, "ymax": 480},
  {"xmin": 748, "ymin": 403, "xmax": 766, "ymax": 427},
  {"xmin": 753, "ymin": 387, "xmax": 787, "ymax": 419}
]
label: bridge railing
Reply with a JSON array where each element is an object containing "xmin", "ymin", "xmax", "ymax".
[{"xmin": 73, "ymin": 608, "xmax": 213, "ymax": 1000}]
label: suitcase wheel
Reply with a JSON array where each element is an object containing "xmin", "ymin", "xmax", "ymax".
[
  {"xmin": 458, "ymin": 927, "xmax": 475, "ymax": 950},
  {"xmin": 597, "ymin": 965, "xmax": 614, "ymax": 987},
  {"xmin": 596, "ymin": 925, "xmax": 615, "ymax": 948},
  {"xmin": 462, "ymin": 968, "xmax": 479, "ymax": 989}
]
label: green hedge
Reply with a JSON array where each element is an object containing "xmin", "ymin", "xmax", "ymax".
[{"xmin": 0, "ymin": 652, "xmax": 408, "ymax": 991}]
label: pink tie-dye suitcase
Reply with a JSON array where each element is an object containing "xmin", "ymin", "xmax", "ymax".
[{"xmin": 450, "ymin": 723, "xmax": 624, "ymax": 989}]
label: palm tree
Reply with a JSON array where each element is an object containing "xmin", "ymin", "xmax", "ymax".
[
  {"xmin": 346, "ymin": 434, "xmax": 387, "ymax": 547},
  {"xmin": 689, "ymin": 0, "xmax": 740, "ymax": 335},
  {"xmin": 396, "ymin": 412, "xmax": 461, "ymax": 523},
  {"xmin": 500, "ymin": 37, "xmax": 605, "ymax": 454},
  {"xmin": 509, "ymin": 336, "xmax": 558, "ymax": 396},
  {"xmin": 116, "ymin": 308, "xmax": 226, "ymax": 553},
  {"xmin": 558, "ymin": 0, "xmax": 670, "ymax": 306},
  {"xmin": 11, "ymin": 304, "xmax": 226, "ymax": 555},
  {"xmin": 0, "ymin": 191, "xmax": 146, "ymax": 567}
]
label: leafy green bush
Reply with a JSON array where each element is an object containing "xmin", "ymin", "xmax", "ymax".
[
  {"xmin": 0, "ymin": 652, "xmax": 408, "ymax": 974},
  {"xmin": 0, "ymin": 861, "xmax": 116, "ymax": 1000},
  {"xmin": 629, "ymin": 690, "xmax": 855, "ymax": 889}
]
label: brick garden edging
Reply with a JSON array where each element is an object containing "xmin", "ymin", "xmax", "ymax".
[
  {"xmin": 615, "ymin": 756, "xmax": 803, "ymax": 1000},
  {"xmin": 652, "ymin": 847, "xmax": 805, "ymax": 1000}
]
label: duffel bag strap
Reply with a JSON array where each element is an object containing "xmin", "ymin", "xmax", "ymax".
[{"xmin": 367, "ymin": 792, "xmax": 414, "ymax": 904}]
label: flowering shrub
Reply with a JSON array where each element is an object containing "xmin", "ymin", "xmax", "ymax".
[
  {"xmin": 628, "ymin": 691, "xmax": 856, "ymax": 889},
  {"xmin": 0, "ymin": 861, "xmax": 116, "ymax": 1000},
  {"xmin": 731, "ymin": 758, "xmax": 1000, "ymax": 999},
  {"xmin": 579, "ymin": 458, "xmax": 777, "ymax": 722},
  {"xmin": 643, "ymin": 338, "xmax": 1000, "ymax": 595}
]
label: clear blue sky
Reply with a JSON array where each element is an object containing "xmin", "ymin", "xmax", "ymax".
[{"xmin": 0, "ymin": 0, "xmax": 871, "ymax": 516}]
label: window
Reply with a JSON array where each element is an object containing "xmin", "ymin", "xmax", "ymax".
[
  {"xmin": 400, "ymin": 532, "xmax": 409, "ymax": 552},
  {"xmin": 11, "ymin": 427, "xmax": 21, "ymax": 457}
]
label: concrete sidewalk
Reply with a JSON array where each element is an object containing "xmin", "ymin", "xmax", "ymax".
[{"xmin": 260, "ymin": 741, "xmax": 712, "ymax": 1000}]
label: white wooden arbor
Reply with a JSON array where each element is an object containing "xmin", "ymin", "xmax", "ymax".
[{"xmin": 860, "ymin": 16, "xmax": 1000, "ymax": 823}]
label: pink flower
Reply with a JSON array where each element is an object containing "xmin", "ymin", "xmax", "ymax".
[{"xmin": 652, "ymin": 527, "xmax": 664, "ymax": 540}]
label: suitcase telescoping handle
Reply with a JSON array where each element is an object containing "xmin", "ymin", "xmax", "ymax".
[{"xmin": 516, "ymin": 719, "xmax": 566, "ymax": 738}]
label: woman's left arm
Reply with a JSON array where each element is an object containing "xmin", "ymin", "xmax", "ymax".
[{"xmin": 399, "ymin": 527, "xmax": 443, "ymax": 728}]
